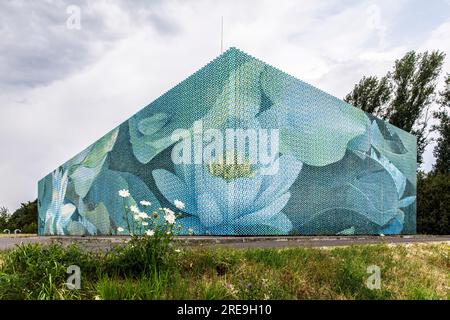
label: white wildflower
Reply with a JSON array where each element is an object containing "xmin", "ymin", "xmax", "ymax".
[
  {"xmin": 165, "ymin": 216, "xmax": 175, "ymax": 225},
  {"xmin": 118, "ymin": 189, "xmax": 130, "ymax": 198},
  {"xmin": 174, "ymin": 199, "xmax": 185, "ymax": 210},
  {"xmin": 130, "ymin": 205, "xmax": 140, "ymax": 213},
  {"xmin": 145, "ymin": 230, "xmax": 155, "ymax": 236},
  {"xmin": 139, "ymin": 212, "xmax": 149, "ymax": 219},
  {"xmin": 134, "ymin": 214, "xmax": 140, "ymax": 221},
  {"xmin": 117, "ymin": 227, "xmax": 124, "ymax": 232},
  {"xmin": 142, "ymin": 221, "xmax": 148, "ymax": 226},
  {"xmin": 164, "ymin": 210, "xmax": 176, "ymax": 225},
  {"xmin": 140, "ymin": 200, "xmax": 151, "ymax": 206},
  {"xmin": 163, "ymin": 207, "xmax": 175, "ymax": 215}
]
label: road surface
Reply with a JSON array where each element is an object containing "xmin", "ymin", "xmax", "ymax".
[{"xmin": 0, "ymin": 235, "xmax": 449, "ymax": 251}]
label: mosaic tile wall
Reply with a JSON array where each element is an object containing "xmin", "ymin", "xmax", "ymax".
[{"xmin": 38, "ymin": 47, "xmax": 417, "ymax": 236}]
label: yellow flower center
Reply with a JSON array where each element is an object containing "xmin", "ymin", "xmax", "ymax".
[{"xmin": 206, "ymin": 155, "xmax": 256, "ymax": 181}]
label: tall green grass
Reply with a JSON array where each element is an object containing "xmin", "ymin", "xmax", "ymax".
[{"xmin": 0, "ymin": 241, "xmax": 448, "ymax": 300}]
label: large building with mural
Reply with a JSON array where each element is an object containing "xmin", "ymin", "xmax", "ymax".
[{"xmin": 38, "ymin": 47, "xmax": 417, "ymax": 236}]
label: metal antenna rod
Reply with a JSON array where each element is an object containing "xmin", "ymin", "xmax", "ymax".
[{"xmin": 221, "ymin": 16, "xmax": 223, "ymax": 53}]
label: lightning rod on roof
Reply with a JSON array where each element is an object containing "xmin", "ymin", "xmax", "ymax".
[{"xmin": 221, "ymin": 16, "xmax": 224, "ymax": 53}]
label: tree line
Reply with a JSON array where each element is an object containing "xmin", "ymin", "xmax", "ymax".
[{"xmin": 0, "ymin": 200, "xmax": 37, "ymax": 234}]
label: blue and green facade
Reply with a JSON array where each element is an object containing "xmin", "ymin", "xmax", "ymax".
[{"xmin": 38, "ymin": 47, "xmax": 417, "ymax": 236}]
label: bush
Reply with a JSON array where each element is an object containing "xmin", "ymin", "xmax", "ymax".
[
  {"xmin": 0, "ymin": 200, "xmax": 38, "ymax": 234},
  {"xmin": 0, "ymin": 207, "xmax": 9, "ymax": 232},
  {"xmin": 417, "ymin": 172, "xmax": 450, "ymax": 234}
]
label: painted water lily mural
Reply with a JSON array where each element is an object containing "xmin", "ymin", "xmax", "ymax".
[
  {"xmin": 38, "ymin": 47, "xmax": 416, "ymax": 236},
  {"xmin": 152, "ymin": 155, "xmax": 302, "ymax": 235}
]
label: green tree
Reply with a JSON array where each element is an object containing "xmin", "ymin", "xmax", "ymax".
[
  {"xmin": 344, "ymin": 76, "xmax": 391, "ymax": 116},
  {"xmin": 8, "ymin": 200, "xmax": 38, "ymax": 233},
  {"xmin": 0, "ymin": 207, "xmax": 10, "ymax": 232},
  {"xmin": 432, "ymin": 74, "xmax": 450, "ymax": 174},
  {"xmin": 416, "ymin": 171, "xmax": 450, "ymax": 234},
  {"xmin": 345, "ymin": 50, "xmax": 446, "ymax": 166}
]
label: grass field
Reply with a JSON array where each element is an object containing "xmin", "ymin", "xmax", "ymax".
[{"xmin": 0, "ymin": 241, "xmax": 448, "ymax": 300}]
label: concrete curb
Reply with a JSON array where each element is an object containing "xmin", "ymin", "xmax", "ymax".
[{"xmin": 1, "ymin": 235, "xmax": 449, "ymax": 251}]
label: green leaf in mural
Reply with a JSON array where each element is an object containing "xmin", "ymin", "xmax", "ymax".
[
  {"xmin": 378, "ymin": 123, "xmax": 417, "ymax": 185},
  {"xmin": 84, "ymin": 169, "xmax": 160, "ymax": 231},
  {"xmin": 66, "ymin": 221, "xmax": 87, "ymax": 236},
  {"xmin": 258, "ymin": 102, "xmax": 369, "ymax": 167},
  {"xmin": 137, "ymin": 113, "xmax": 170, "ymax": 136},
  {"xmin": 337, "ymin": 226, "xmax": 355, "ymax": 235},
  {"xmin": 286, "ymin": 150, "xmax": 413, "ymax": 234},
  {"xmin": 82, "ymin": 202, "xmax": 111, "ymax": 235},
  {"xmin": 203, "ymin": 59, "xmax": 265, "ymax": 128},
  {"xmin": 129, "ymin": 114, "xmax": 173, "ymax": 164},
  {"xmin": 368, "ymin": 147, "xmax": 406, "ymax": 198},
  {"xmin": 258, "ymin": 67, "xmax": 372, "ymax": 166},
  {"xmin": 68, "ymin": 128, "xmax": 119, "ymax": 198},
  {"xmin": 82, "ymin": 128, "xmax": 119, "ymax": 167},
  {"xmin": 65, "ymin": 147, "xmax": 92, "ymax": 175},
  {"xmin": 348, "ymin": 119, "xmax": 417, "ymax": 184},
  {"xmin": 83, "ymin": 169, "xmax": 130, "ymax": 228},
  {"xmin": 70, "ymin": 155, "xmax": 106, "ymax": 198},
  {"xmin": 129, "ymin": 58, "xmax": 266, "ymax": 164},
  {"xmin": 374, "ymin": 119, "xmax": 408, "ymax": 154},
  {"xmin": 37, "ymin": 173, "xmax": 53, "ymax": 226}
]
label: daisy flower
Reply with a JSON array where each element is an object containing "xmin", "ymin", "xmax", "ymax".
[
  {"xmin": 174, "ymin": 199, "xmax": 185, "ymax": 210},
  {"xmin": 140, "ymin": 200, "xmax": 151, "ymax": 206},
  {"xmin": 118, "ymin": 189, "xmax": 130, "ymax": 198},
  {"xmin": 130, "ymin": 205, "xmax": 140, "ymax": 213}
]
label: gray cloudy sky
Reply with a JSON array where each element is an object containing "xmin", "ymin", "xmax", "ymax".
[{"xmin": 1, "ymin": 0, "xmax": 449, "ymax": 211}]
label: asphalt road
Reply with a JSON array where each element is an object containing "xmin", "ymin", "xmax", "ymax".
[
  {"xmin": 0, "ymin": 235, "xmax": 449, "ymax": 251},
  {"xmin": 0, "ymin": 236, "xmax": 52, "ymax": 251}
]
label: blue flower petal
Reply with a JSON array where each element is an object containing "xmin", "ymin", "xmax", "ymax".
[
  {"xmin": 369, "ymin": 148, "xmax": 406, "ymax": 197},
  {"xmin": 380, "ymin": 218, "xmax": 403, "ymax": 234},
  {"xmin": 196, "ymin": 168, "xmax": 229, "ymax": 211},
  {"xmin": 196, "ymin": 193, "xmax": 223, "ymax": 227},
  {"xmin": 208, "ymin": 224, "xmax": 236, "ymax": 235},
  {"xmin": 234, "ymin": 213, "xmax": 292, "ymax": 235},
  {"xmin": 152, "ymin": 169, "xmax": 195, "ymax": 213},
  {"xmin": 226, "ymin": 176, "xmax": 263, "ymax": 220},
  {"xmin": 177, "ymin": 216, "xmax": 206, "ymax": 235},
  {"xmin": 256, "ymin": 155, "xmax": 302, "ymax": 209},
  {"xmin": 175, "ymin": 164, "xmax": 196, "ymax": 191},
  {"xmin": 263, "ymin": 213, "xmax": 293, "ymax": 233},
  {"xmin": 233, "ymin": 192, "xmax": 291, "ymax": 226}
]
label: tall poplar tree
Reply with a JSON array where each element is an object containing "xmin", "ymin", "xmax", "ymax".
[{"xmin": 432, "ymin": 74, "xmax": 450, "ymax": 173}]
